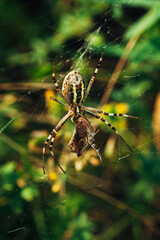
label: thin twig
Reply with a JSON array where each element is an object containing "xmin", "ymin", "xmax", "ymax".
[
  {"xmin": 0, "ymin": 83, "xmax": 54, "ymax": 90},
  {"xmin": 0, "ymin": 133, "xmax": 26, "ymax": 154},
  {"xmin": 100, "ymin": 34, "xmax": 139, "ymax": 106}
]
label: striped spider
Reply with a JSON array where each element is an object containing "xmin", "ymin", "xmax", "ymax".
[{"xmin": 43, "ymin": 49, "xmax": 143, "ymax": 174}]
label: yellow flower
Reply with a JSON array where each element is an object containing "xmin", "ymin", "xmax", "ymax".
[
  {"xmin": 101, "ymin": 103, "xmax": 113, "ymax": 113},
  {"xmin": 115, "ymin": 103, "xmax": 129, "ymax": 114},
  {"xmin": 51, "ymin": 181, "xmax": 62, "ymax": 193},
  {"xmin": 4, "ymin": 94, "xmax": 17, "ymax": 105},
  {"xmin": 45, "ymin": 89, "xmax": 56, "ymax": 112},
  {"xmin": 49, "ymin": 171, "xmax": 58, "ymax": 181}
]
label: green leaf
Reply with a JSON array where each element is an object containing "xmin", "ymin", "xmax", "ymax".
[
  {"xmin": 125, "ymin": 3, "xmax": 160, "ymax": 40},
  {"xmin": 0, "ymin": 161, "xmax": 16, "ymax": 175},
  {"xmin": 21, "ymin": 186, "xmax": 39, "ymax": 202}
]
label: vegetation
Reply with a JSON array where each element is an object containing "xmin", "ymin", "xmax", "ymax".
[{"xmin": 0, "ymin": 0, "xmax": 160, "ymax": 239}]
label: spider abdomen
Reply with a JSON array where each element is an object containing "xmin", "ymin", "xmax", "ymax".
[{"xmin": 62, "ymin": 70, "xmax": 86, "ymax": 105}]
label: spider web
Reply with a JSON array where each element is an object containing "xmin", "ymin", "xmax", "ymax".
[{"xmin": 0, "ymin": 1, "xmax": 160, "ymax": 239}]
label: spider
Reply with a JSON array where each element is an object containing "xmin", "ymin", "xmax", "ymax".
[{"xmin": 43, "ymin": 48, "xmax": 143, "ymax": 174}]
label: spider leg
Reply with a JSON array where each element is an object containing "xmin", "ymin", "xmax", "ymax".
[
  {"xmin": 50, "ymin": 96, "xmax": 69, "ymax": 108},
  {"xmin": 84, "ymin": 109, "xmax": 133, "ymax": 153},
  {"xmin": 52, "ymin": 61, "xmax": 70, "ymax": 104},
  {"xmin": 43, "ymin": 134, "xmax": 52, "ymax": 174},
  {"xmin": 43, "ymin": 111, "xmax": 72, "ymax": 174},
  {"xmin": 49, "ymin": 137, "xmax": 66, "ymax": 174},
  {"xmin": 83, "ymin": 48, "xmax": 104, "ymax": 102},
  {"xmin": 83, "ymin": 106, "xmax": 144, "ymax": 120}
]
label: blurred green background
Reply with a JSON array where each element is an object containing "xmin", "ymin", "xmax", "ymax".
[{"xmin": 0, "ymin": 0, "xmax": 160, "ymax": 239}]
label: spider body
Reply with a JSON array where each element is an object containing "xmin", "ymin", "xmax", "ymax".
[
  {"xmin": 62, "ymin": 70, "xmax": 86, "ymax": 107},
  {"xmin": 43, "ymin": 48, "xmax": 143, "ymax": 174}
]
